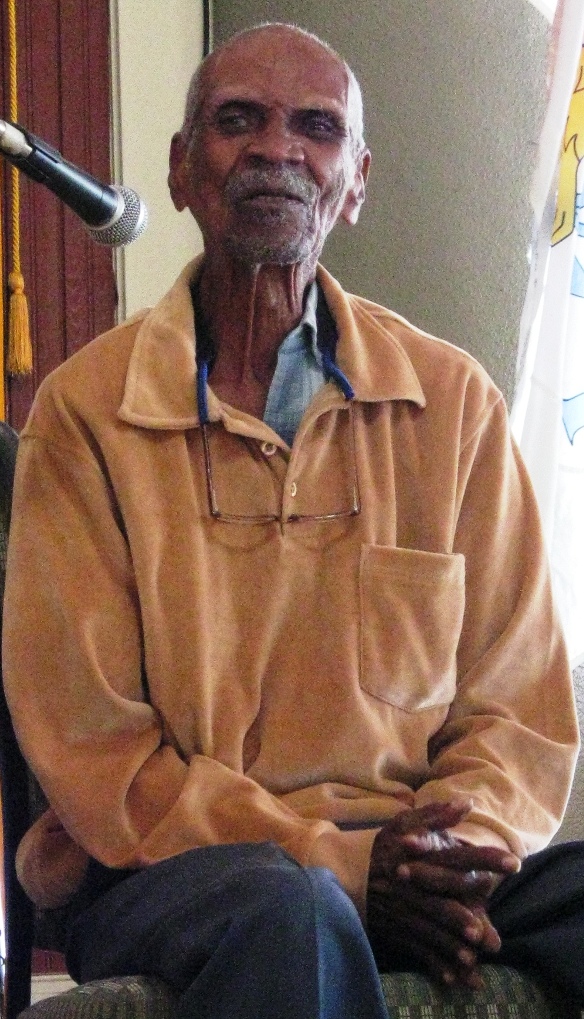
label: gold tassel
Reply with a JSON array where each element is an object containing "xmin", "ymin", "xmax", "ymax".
[
  {"xmin": 6, "ymin": 0, "xmax": 33, "ymax": 378},
  {"xmin": 7, "ymin": 269, "xmax": 32, "ymax": 375}
]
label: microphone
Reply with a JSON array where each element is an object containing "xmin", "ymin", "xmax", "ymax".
[{"xmin": 0, "ymin": 118, "xmax": 147, "ymax": 246}]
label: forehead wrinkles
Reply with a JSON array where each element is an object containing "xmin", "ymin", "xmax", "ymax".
[{"xmin": 208, "ymin": 42, "xmax": 348, "ymax": 109}]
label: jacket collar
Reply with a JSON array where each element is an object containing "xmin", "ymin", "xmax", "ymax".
[{"xmin": 119, "ymin": 256, "xmax": 426, "ymax": 431}]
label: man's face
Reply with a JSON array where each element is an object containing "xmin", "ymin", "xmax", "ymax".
[{"xmin": 169, "ymin": 29, "xmax": 370, "ymax": 267}]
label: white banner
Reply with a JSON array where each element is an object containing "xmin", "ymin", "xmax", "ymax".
[{"xmin": 513, "ymin": 7, "xmax": 584, "ymax": 666}]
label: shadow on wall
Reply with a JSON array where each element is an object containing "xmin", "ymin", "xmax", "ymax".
[{"xmin": 213, "ymin": 0, "xmax": 549, "ymax": 406}]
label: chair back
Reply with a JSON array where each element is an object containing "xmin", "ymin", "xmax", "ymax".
[{"xmin": 0, "ymin": 422, "xmax": 36, "ymax": 1019}]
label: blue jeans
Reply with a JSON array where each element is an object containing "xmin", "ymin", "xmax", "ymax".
[{"xmin": 65, "ymin": 841, "xmax": 390, "ymax": 1019}]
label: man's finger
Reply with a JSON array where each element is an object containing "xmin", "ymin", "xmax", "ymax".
[
  {"xmin": 400, "ymin": 838, "xmax": 521, "ymax": 875},
  {"xmin": 396, "ymin": 860, "xmax": 498, "ymax": 898},
  {"xmin": 369, "ymin": 897, "xmax": 485, "ymax": 988},
  {"xmin": 388, "ymin": 800, "xmax": 474, "ymax": 835},
  {"xmin": 470, "ymin": 906, "xmax": 502, "ymax": 954}
]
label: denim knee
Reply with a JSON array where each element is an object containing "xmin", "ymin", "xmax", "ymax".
[{"xmin": 232, "ymin": 857, "xmax": 362, "ymax": 942}]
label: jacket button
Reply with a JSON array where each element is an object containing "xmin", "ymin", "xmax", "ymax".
[{"xmin": 261, "ymin": 441, "xmax": 277, "ymax": 457}]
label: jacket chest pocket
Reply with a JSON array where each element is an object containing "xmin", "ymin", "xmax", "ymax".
[{"xmin": 359, "ymin": 545, "xmax": 465, "ymax": 710}]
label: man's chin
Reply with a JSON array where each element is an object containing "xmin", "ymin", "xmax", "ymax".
[{"xmin": 225, "ymin": 233, "xmax": 315, "ymax": 267}]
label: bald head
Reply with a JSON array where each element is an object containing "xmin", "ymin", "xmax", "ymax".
[{"xmin": 180, "ymin": 23, "xmax": 365, "ymax": 155}]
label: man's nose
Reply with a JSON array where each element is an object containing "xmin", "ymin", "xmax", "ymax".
[{"xmin": 245, "ymin": 119, "xmax": 304, "ymax": 164}]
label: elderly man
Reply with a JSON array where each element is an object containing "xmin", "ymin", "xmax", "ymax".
[{"xmin": 3, "ymin": 22, "xmax": 582, "ymax": 1019}]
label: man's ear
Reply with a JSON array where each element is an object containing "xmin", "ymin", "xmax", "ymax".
[
  {"xmin": 168, "ymin": 133, "xmax": 189, "ymax": 212},
  {"xmin": 340, "ymin": 148, "xmax": 371, "ymax": 226}
]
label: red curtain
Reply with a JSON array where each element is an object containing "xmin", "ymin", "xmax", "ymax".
[{"xmin": 0, "ymin": 0, "xmax": 116, "ymax": 431}]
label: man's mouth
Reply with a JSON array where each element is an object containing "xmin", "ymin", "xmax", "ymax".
[
  {"xmin": 226, "ymin": 170, "xmax": 317, "ymax": 208},
  {"xmin": 241, "ymin": 190, "xmax": 304, "ymax": 204}
]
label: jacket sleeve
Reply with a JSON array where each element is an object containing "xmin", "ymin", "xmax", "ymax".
[
  {"xmin": 2, "ymin": 383, "xmax": 376, "ymax": 915},
  {"xmin": 415, "ymin": 392, "xmax": 580, "ymax": 856}
]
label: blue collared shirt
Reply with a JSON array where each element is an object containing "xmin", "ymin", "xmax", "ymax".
[{"xmin": 263, "ymin": 282, "xmax": 325, "ymax": 448}]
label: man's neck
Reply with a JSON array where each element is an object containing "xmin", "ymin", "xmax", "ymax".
[{"xmin": 197, "ymin": 252, "xmax": 316, "ymax": 418}]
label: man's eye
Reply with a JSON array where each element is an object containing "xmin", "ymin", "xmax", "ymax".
[
  {"xmin": 214, "ymin": 105, "xmax": 262, "ymax": 134},
  {"xmin": 216, "ymin": 112, "xmax": 251, "ymax": 133},
  {"xmin": 300, "ymin": 112, "xmax": 345, "ymax": 140}
]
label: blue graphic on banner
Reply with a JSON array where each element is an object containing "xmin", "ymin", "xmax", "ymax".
[
  {"xmin": 577, "ymin": 191, "xmax": 584, "ymax": 237},
  {"xmin": 563, "ymin": 392, "xmax": 584, "ymax": 444},
  {"xmin": 571, "ymin": 257, "xmax": 584, "ymax": 297}
]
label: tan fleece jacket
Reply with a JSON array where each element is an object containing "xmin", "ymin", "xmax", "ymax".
[{"xmin": 3, "ymin": 259, "xmax": 579, "ymax": 919}]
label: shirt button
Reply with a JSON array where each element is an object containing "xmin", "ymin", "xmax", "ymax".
[
  {"xmin": 290, "ymin": 482, "xmax": 298, "ymax": 497},
  {"xmin": 261, "ymin": 441, "xmax": 277, "ymax": 457}
]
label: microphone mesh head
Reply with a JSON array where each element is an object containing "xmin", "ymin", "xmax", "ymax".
[{"xmin": 85, "ymin": 186, "xmax": 148, "ymax": 247}]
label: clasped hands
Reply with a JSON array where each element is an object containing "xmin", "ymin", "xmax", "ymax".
[{"xmin": 366, "ymin": 799, "xmax": 521, "ymax": 989}]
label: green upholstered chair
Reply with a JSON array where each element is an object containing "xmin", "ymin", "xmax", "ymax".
[
  {"xmin": 10, "ymin": 966, "xmax": 582, "ymax": 1019},
  {"xmin": 1, "ymin": 420, "xmax": 581, "ymax": 1019}
]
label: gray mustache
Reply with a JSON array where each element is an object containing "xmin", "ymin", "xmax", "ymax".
[{"xmin": 225, "ymin": 168, "xmax": 317, "ymax": 205}]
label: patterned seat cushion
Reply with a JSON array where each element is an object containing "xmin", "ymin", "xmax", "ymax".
[
  {"xmin": 20, "ymin": 977, "xmax": 177, "ymax": 1019},
  {"xmin": 380, "ymin": 964, "xmax": 581, "ymax": 1018},
  {"xmin": 17, "ymin": 966, "xmax": 582, "ymax": 1019}
]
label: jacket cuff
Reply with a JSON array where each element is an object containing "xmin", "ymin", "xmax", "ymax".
[
  {"xmin": 16, "ymin": 808, "xmax": 89, "ymax": 908},
  {"xmin": 306, "ymin": 825, "xmax": 379, "ymax": 921}
]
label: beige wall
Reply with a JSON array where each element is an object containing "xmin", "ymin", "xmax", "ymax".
[{"xmin": 111, "ymin": 0, "xmax": 205, "ymax": 318}]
